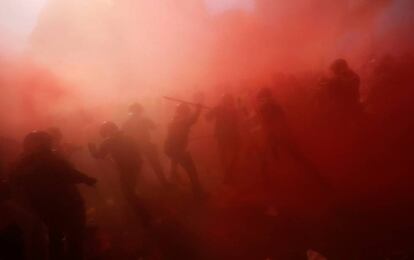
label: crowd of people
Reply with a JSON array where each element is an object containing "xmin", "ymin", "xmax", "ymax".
[{"xmin": 1, "ymin": 55, "xmax": 414, "ymax": 259}]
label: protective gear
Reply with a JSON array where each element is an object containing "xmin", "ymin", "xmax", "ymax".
[
  {"xmin": 23, "ymin": 131, "xmax": 53, "ymax": 154},
  {"xmin": 99, "ymin": 121, "xmax": 119, "ymax": 138}
]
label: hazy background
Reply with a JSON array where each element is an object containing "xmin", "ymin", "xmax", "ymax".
[{"xmin": 0, "ymin": 0, "xmax": 413, "ymax": 138}]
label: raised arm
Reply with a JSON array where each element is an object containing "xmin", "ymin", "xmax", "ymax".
[
  {"xmin": 63, "ymin": 166, "xmax": 97, "ymax": 186},
  {"xmin": 52, "ymin": 156, "xmax": 97, "ymax": 186}
]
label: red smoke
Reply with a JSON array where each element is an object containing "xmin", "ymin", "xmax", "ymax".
[{"xmin": 1, "ymin": 0, "xmax": 413, "ymax": 136}]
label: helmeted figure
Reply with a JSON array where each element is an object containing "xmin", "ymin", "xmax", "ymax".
[
  {"xmin": 322, "ymin": 58, "xmax": 362, "ymax": 122},
  {"xmin": 206, "ymin": 94, "xmax": 242, "ymax": 184},
  {"xmin": 256, "ymin": 87, "xmax": 290, "ymax": 154},
  {"xmin": 89, "ymin": 121, "xmax": 142, "ymax": 203},
  {"xmin": 12, "ymin": 131, "xmax": 96, "ymax": 260},
  {"xmin": 123, "ymin": 103, "xmax": 167, "ymax": 186},
  {"xmin": 164, "ymin": 103, "xmax": 204, "ymax": 198}
]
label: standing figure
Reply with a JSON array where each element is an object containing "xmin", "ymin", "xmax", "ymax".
[
  {"xmin": 206, "ymin": 94, "xmax": 241, "ymax": 184},
  {"xmin": 256, "ymin": 87, "xmax": 322, "ymax": 184},
  {"xmin": 123, "ymin": 103, "xmax": 167, "ymax": 187},
  {"xmin": 321, "ymin": 58, "xmax": 362, "ymax": 122},
  {"xmin": 88, "ymin": 121, "xmax": 141, "ymax": 204},
  {"xmin": 256, "ymin": 88, "xmax": 330, "ymax": 259},
  {"xmin": 12, "ymin": 131, "xmax": 96, "ymax": 260},
  {"xmin": 164, "ymin": 103, "xmax": 204, "ymax": 198}
]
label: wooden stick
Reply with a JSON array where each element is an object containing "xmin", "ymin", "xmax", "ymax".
[{"xmin": 163, "ymin": 96, "xmax": 212, "ymax": 110}]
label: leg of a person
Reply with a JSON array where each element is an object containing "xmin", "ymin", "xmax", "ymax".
[
  {"xmin": 144, "ymin": 143, "xmax": 167, "ymax": 186},
  {"xmin": 119, "ymin": 169, "xmax": 152, "ymax": 226},
  {"xmin": 169, "ymin": 159, "xmax": 179, "ymax": 183},
  {"xmin": 259, "ymin": 146, "xmax": 271, "ymax": 187},
  {"xmin": 284, "ymin": 141, "xmax": 328, "ymax": 190},
  {"xmin": 178, "ymin": 151, "xmax": 203, "ymax": 197},
  {"xmin": 119, "ymin": 170, "xmax": 138, "ymax": 204},
  {"xmin": 223, "ymin": 143, "xmax": 240, "ymax": 184},
  {"xmin": 218, "ymin": 142, "xmax": 229, "ymax": 181},
  {"xmin": 220, "ymin": 144, "xmax": 233, "ymax": 184}
]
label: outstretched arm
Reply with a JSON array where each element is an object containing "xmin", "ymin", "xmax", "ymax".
[
  {"xmin": 57, "ymin": 158, "xmax": 97, "ymax": 186},
  {"xmin": 65, "ymin": 168, "xmax": 97, "ymax": 186}
]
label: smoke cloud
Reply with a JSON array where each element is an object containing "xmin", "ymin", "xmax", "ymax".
[{"xmin": 0, "ymin": 0, "xmax": 413, "ymax": 137}]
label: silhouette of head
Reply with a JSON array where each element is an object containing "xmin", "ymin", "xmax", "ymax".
[
  {"xmin": 100, "ymin": 121, "xmax": 119, "ymax": 138},
  {"xmin": 330, "ymin": 58, "xmax": 349, "ymax": 75},
  {"xmin": 23, "ymin": 131, "xmax": 53, "ymax": 154}
]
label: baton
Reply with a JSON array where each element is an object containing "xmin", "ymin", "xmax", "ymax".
[{"xmin": 163, "ymin": 96, "xmax": 212, "ymax": 110}]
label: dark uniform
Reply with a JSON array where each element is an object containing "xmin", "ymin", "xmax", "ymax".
[
  {"xmin": 322, "ymin": 58, "xmax": 362, "ymax": 123},
  {"xmin": 89, "ymin": 122, "xmax": 141, "ymax": 203},
  {"xmin": 257, "ymin": 88, "xmax": 324, "ymax": 185},
  {"xmin": 12, "ymin": 131, "xmax": 96, "ymax": 260},
  {"xmin": 256, "ymin": 88, "xmax": 331, "ymax": 259},
  {"xmin": 123, "ymin": 103, "xmax": 167, "ymax": 186},
  {"xmin": 164, "ymin": 104, "xmax": 204, "ymax": 197},
  {"xmin": 206, "ymin": 94, "xmax": 241, "ymax": 183}
]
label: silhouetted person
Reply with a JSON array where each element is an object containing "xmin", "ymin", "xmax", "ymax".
[
  {"xmin": 164, "ymin": 103, "xmax": 204, "ymax": 198},
  {"xmin": 321, "ymin": 58, "xmax": 362, "ymax": 122},
  {"xmin": 1, "ymin": 177, "xmax": 49, "ymax": 260},
  {"xmin": 11, "ymin": 131, "xmax": 96, "ymax": 260},
  {"xmin": 89, "ymin": 121, "xmax": 142, "ymax": 204},
  {"xmin": 123, "ymin": 103, "xmax": 167, "ymax": 187},
  {"xmin": 256, "ymin": 88, "xmax": 330, "ymax": 259},
  {"xmin": 256, "ymin": 87, "xmax": 324, "ymax": 185},
  {"xmin": 206, "ymin": 94, "xmax": 241, "ymax": 184}
]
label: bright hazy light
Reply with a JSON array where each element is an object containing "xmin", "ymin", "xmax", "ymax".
[{"xmin": 205, "ymin": 0, "xmax": 255, "ymax": 13}]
